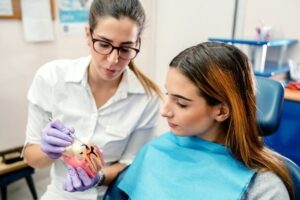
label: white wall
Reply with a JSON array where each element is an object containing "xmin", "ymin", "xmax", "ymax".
[
  {"xmin": 242, "ymin": 0, "xmax": 300, "ymax": 62},
  {"xmin": 154, "ymin": 0, "xmax": 235, "ymax": 86}
]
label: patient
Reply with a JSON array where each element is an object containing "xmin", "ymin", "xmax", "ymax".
[{"xmin": 118, "ymin": 42, "xmax": 294, "ymax": 199}]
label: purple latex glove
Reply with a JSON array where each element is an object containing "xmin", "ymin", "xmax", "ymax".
[
  {"xmin": 41, "ymin": 120, "xmax": 74, "ymax": 160},
  {"xmin": 63, "ymin": 166, "xmax": 100, "ymax": 192}
]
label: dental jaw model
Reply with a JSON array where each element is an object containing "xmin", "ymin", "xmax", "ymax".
[{"xmin": 63, "ymin": 139, "xmax": 105, "ymax": 177}]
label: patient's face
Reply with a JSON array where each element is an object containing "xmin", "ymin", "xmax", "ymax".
[{"xmin": 161, "ymin": 68, "xmax": 222, "ymax": 142}]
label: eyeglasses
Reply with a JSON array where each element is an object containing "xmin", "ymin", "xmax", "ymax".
[{"xmin": 90, "ymin": 31, "xmax": 140, "ymax": 60}]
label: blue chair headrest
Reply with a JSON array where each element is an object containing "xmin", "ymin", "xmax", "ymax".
[{"xmin": 255, "ymin": 77, "xmax": 284, "ymax": 136}]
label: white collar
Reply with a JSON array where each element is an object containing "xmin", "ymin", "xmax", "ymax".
[{"xmin": 64, "ymin": 56, "xmax": 145, "ymax": 95}]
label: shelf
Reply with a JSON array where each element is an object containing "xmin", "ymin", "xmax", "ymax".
[
  {"xmin": 254, "ymin": 61, "xmax": 290, "ymax": 77},
  {"xmin": 208, "ymin": 38, "xmax": 298, "ymax": 77},
  {"xmin": 208, "ymin": 38, "xmax": 298, "ymax": 46}
]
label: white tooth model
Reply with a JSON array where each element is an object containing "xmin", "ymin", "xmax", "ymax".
[{"xmin": 64, "ymin": 140, "xmax": 88, "ymax": 157}]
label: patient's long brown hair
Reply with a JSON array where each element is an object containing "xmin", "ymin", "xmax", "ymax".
[{"xmin": 169, "ymin": 42, "xmax": 294, "ymax": 198}]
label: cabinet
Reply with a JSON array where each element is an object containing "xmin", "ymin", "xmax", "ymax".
[{"xmin": 208, "ymin": 38, "xmax": 298, "ymax": 77}]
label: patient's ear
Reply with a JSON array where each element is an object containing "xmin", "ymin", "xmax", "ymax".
[{"xmin": 214, "ymin": 103, "xmax": 230, "ymax": 122}]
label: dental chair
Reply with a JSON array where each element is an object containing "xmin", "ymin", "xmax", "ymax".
[
  {"xmin": 255, "ymin": 76, "xmax": 300, "ymax": 199},
  {"xmin": 103, "ymin": 77, "xmax": 300, "ymax": 200}
]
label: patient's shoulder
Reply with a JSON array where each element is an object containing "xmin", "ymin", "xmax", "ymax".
[{"xmin": 242, "ymin": 171, "xmax": 290, "ymax": 200}]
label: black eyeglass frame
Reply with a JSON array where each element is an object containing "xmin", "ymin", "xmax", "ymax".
[{"xmin": 90, "ymin": 29, "xmax": 140, "ymax": 60}]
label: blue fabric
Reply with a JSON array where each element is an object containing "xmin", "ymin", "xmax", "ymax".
[{"xmin": 118, "ymin": 131, "xmax": 255, "ymax": 200}]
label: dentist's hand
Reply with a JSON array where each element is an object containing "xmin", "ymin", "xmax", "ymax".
[
  {"xmin": 63, "ymin": 166, "xmax": 100, "ymax": 192},
  {"xmin": 41, "ymin": 120, "xmax": 74, "ymax": 160}
]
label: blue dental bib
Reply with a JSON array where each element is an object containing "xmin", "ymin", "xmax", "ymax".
[{"xmin": 118, "ymin": 131, "xmax": 255, "ymax": 200}]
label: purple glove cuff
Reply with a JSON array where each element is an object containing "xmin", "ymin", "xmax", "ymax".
[{"xmin": 63, "ymin": 166, "xmax": 100, "ymax": 192}]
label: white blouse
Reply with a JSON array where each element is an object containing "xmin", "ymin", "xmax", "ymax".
[{"xmin": 25, "ymin": 56, "xmax": 160, "ymax": 199}]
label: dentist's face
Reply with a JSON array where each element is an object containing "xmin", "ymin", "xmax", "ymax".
[{"xmin": 87, "ymin": 16, "xmax": 139, "ymax": 82}]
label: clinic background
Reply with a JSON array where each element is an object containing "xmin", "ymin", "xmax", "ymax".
[{"xmin": 1, "ymin": 0, "xmax": 300, "ymax": 151}]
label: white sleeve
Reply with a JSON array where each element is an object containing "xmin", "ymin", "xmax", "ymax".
[
  {"xmin": 27, "ymin": 63, "xmax": 55, "ymax": 110},
  {"xmin": 24, "ymin": 63, "xmax": 55, "ymax": 145},
  {"xmin": 24, "ymin": 102, "xmax": 51, "ymax": 145},
  {"xmin": 118, "ymin": 95, "xmax": 161, "ymax": 164},
  {"xmin": 243, "ymin": 171, "xmax": 290, "ymax": 200}
]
